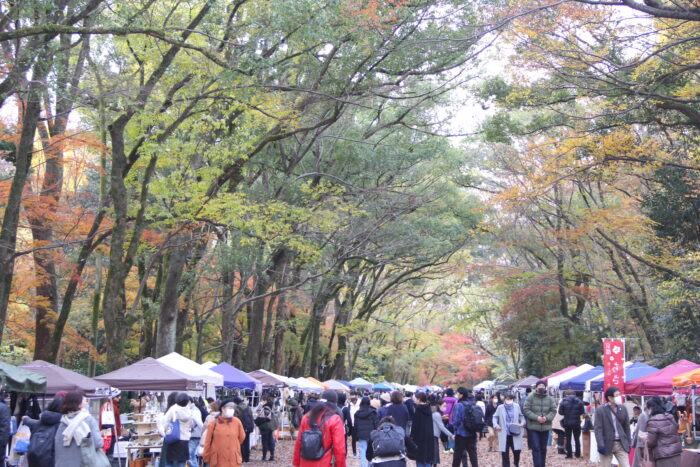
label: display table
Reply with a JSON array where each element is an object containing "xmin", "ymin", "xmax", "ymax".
[
  {"xmin": 126, "ymin": 444, "xmax": 161, "ymax": 467},
  {"xmin": 681, "ymin": 449, "xmax": 700, "ymax": 467}
]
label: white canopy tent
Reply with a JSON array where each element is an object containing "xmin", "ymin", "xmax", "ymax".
[
  {"xmin": 201, "ymin": 361, "xmax": 217, "ymax": 369},
  {"xmin": 157, "ymin": 352, "xmax": 224, "ymax": 398},
  {"xmin": 474, "ymin": 380, "xmax": 495, "ymax": 390},
  {"xmin": 546, "ymin": 364, "xmax": 594, "ymax": 391},
  {"xmin": 292, "ymin": 377, "xmax": 323, "ymax": 391}
]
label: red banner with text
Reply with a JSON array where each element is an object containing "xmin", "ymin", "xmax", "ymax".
[{"xmin": 603, "ymin": 339, "xmax": 625, "ymax": 393}]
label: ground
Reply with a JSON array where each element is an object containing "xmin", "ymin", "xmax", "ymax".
[{"xmin": 244, "ymin": 435, "xmax": 602, "ymax": 466}]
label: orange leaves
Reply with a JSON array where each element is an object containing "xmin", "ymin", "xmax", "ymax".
[{"xmin": 342, "ymin": 0, "xmax": 407, "ymax": 30}]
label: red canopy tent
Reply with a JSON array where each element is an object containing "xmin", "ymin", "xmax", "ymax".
[
  {"xmin": 543, "ymin": 366, "xmax": 576, "ymax": 384},
  {"xmin": 624, "ymin": 359, "xmax": 700, "ymax": 395}
]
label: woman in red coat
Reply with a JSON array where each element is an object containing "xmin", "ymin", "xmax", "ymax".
[{"xmin": 293, "ymin": 390, "xmax": 346, "ymax": 467}]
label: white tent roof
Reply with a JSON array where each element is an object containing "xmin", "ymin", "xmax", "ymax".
[
  {"xmin": 292, "ymin": 377, "xmax": 323, "ymax": 391},
  {"xmin": 324, "ymin": 380, "xmax": 351, "ymax": 391},
  {"xmin": 157, "ymin": 352, "xmax": 224, "ymax": 387},
  {"xmin": 547, "ymin": 364, "xmax": 594, "ymax": 389},
  {"xmin": 201, "ymin": 361, "xmax": 217, "ymax": 369},
  {"xmin": 474, "ymin": 380, "xmax": 495, "ymax": 390},
  {"xmin": 403, "ymin": 384, "xmax": 420, "ymax": 392}
]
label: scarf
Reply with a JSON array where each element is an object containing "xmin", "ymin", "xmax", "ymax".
[
  {"xmin": 505, "ymin": 403, "xmax": 514, "ymax": 426},
  {"xmin": 61, "ymin": 410, "xmax": 91, "ymax": 447}
]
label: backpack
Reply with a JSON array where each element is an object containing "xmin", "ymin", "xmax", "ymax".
[
  {"xmin": 462, "ymin": 402, "xmax": 485, "ymax": 433},
  {"xmin": 371, "ymin": 423, "xmax": 405, "ymax": 457},
  {"xmin": 292, "ymin": 406, "xmax": 303, "ymax": 429},
  {"xmin": 28, "ymin": 424, "xmax": 59, "ymax": 467},
  {"xmin": 300, "ymin": 410, "xmax": 333, "ymax": 461}
]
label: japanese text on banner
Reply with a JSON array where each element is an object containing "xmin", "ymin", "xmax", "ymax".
[{"xmin": 603, "ymin": 339, "xmax": 625, "ymax": 393}]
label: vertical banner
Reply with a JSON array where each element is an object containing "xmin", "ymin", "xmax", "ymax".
[{"xmin": 603, "ymin": 338, "xmax": 625, "ymax": 393}]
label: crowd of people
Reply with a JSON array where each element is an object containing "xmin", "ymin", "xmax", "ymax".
[{"xmin": 0, "ymin": 378, "xmax": 692, "ymax": 467}]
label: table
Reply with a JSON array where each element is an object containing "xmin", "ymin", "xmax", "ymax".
[{"xmin": 125, "ymin": 444, "xmax": 162, "ymax": 467}]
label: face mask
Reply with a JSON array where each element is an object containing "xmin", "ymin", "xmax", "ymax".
[
  {"xmin": 505, "ymin": 401, "xmax": 513, "ymax": 406},
  {"xmin": 613, "ymin": 396, "xmax": 623, "ymax": 405},
  {"xmin": 223, "ymin": 408, "xmax": 235, "ymax": 418},
  {"xmin": 492, "ymin": 398, "xmax": 498, "ymax": 403},
  {"xmin": 537, "ymin": 388, "xmax": 546, "ymax": 395}
]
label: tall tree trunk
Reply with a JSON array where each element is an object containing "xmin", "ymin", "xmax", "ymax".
[
  {"xmin": 272, "ymin": 290, "xmax": 289, "ymax": 374},
  {"xmin": 155, "ymin": 235, "xmax": 190, "ymax": 357},
  {"xmin": 0, "ymin": 52, "xmax": 50, "ymax": 345}
]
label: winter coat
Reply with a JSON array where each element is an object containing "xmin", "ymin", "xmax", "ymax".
[
  {"xmin": 27, "ymin": 410, "xmax": 62, "ymax": 467},
  {"xmin": 523, "ymin": 392, "xmax": 557, "ymax": 432},
  {"xmin": 485, "ymin": 402, "xmax": 499, "ymax": 427},
  {"xmin": 53, "ymin": 412, "xmax": 102, "ymax": 467},
  {"xmin": 492, "ymin": 403, "xmax": 525, "ymax": 452},
  {"xmin": 0, "ymin": 401, "xmax": 9, "ymax": 447},
  {"xmin": 646, "ymin": 413, "xmax": 682, "ymax": 461},
  {"xmin": 163, "ymin": 404, "xmax": 194, "ymax": 441},
  {"xmin": 189, "ymin": 404, "xmax": 204, "ymax": 439},
  {"xmin": 443, "ymin": 396, "xmax": 458, "ymax": 418},
  {"xmin": 432, "ymin": 410, "xmax": 453, "ymax": 438},
  {"xmin": 559, "ymin": 395, "xmax": 585, "ymax": 429},
  {"xmin": 292, "ymin": 406, "xmax": 347, "ymax": 467},
  {"xmin": 234, "ymin": 404, "xmax": 255, "ymax": 434},
  {"xmin": 202, "ymin": 416, "xmax": 246, "ymax": 467},
  {"xmin": 353, "ymin": 407, "xmax": 378, "ymax": 441},
  {"xmin": 594, "ymin": 403, "xmax": 631, "ymax": 455},
  {"xmin": 632, "ymin": 411, "xmax": 648, "ymax": 448},
  {"xmin": 378, "ymin": 403, "xmax": 410, "ymax": 430},
  {"xmin": 451, "ymin": 400, "xmax": 478, "ymax": 438},
  {"xmin": 409, "ymin": 404, "xmax": 436, "ymax": 463}
]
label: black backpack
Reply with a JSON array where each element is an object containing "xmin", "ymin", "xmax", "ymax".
[
  {"xmin": 300, "ymin": 410, "xmax": 333, "ymax": 460},
  {"xmin": 462, "ymin": 402, "xmax": 485, "ymax": 433},
  {"xmin": 27, "ymin": 423, "xmax": 59, "ymax": 467},
  {"xmin": 371, "ymin": 423, "xmax": 405, "ymax": 457}
]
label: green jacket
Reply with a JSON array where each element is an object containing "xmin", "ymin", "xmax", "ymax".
[{"xmin": 523, "ymin": 392, "xmax": 557, "ymax": 432}]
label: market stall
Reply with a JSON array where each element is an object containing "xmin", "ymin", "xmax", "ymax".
[
  {"xmin": 19, "ymin": 360, "xmax": 109, "ymax": 396},
  {"xmin": 324, "ymin": 380, "xmax": 351, "ymax": 391},
  {"xmin": 559, "ymin": 366, "xmax": 603, "ymax": 391},
  {"xmin": 0, "ymin": 361, "xmax": 46, "ymax": 393},
  {"xmin": 625, "ymin": 359, "xmax": 700, "ymax": 395},
  {"xmin": 207, "ymin": 362, "xmax": 262, "ymax": 391},
  {"xmin": 348, "ymin": 377, "xmax": 373, "ymax": 391},
  {"xmin": 511, "ymin": 375, "xmax": 540, "ymax": 389},
  {"xmin": 373, "ymin": 382, "xmax": 393, "ymax": 392},
  {"xmin": 248, "ymin": 369, "xmax": 290, "ymax": 387},
  {"xmin": 306, "ymin": 377, "xmax": 328, "ymax": 389},
  {"xmin": 474, "ymin": 380, "xmax": 494, "ymax": 391},
  {"xmin": 157, "ymin": 352, "xmax": 223, "ymax": 398},
  {"xmin": 587, "ymin": 361, "xmax": 658, "ymax": 392}
]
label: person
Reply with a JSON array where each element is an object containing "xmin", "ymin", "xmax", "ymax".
[
  {"xmin": 450, "ymin": 387, "xmax": 480, "ymax": 467},
  {"xmin": 199, "ymin": 400, "xmax": 221, "ymax": 457},
  {"xmin": 255, "ymin": 396, "xmax": 278, "ymax": 462},
  {"xmin": 292, "ymin": 390, "xmax": 346, "ymax": 467},
  {"xmin": 378, "ymin": 391, "xmax": 410, "ymax": 430},
  {"xmin": 551, "ymin": 405, "xmax": 566, "ymax": 455},
  {"xmin": 347, "ymin": 392, "xmax": 361, "ymax": 457},
  {"xmin": 523, "ymin": 380, "xmax": 556, "ymax": 467},
  {"xmin": 404, "ymin": 392, "xmax": 416, "ymax": 432},
  {"xmin": 202, "ymin": 400, "xmax": 246, "ymax": 467},
  {"xmin": 492, "ymin": 392, "xmax": 525, "ymax": 467},
  {"xmin": 433, "ymin": 399, "xmax": 454, "ymax": 467},
  {"xmin": 288, "ymin": 398, "xmax": 303, "ymax": 440},
  {"xmin": 354, "ymin": 397, "xmax": 377, "ymax": 467},
  {"xmin": 581, "ymin": 402, "xmax": 593, "ymax": 459},
  {"xmin": 188, "ymin": 396, "xmax": 204, "ymax": 467},
  {"xmin": 475, "ymin": 394, "xmax": 487, "ymax": 440},
  {"xmin": 366, "ymin": 416, "xmax": 414, "ymax": 467},
  {"xmin": 0, "ymin": 383, "xmax": 10, "ymax": 462},
  {"xmin": 98, "ymin": 393, "xmax": 122, "ymax": 457},
  {"xmin": 594, "ymin": 386, "xmax": 631, "ymax": 467},
  {"xmin": 645, "ymin": 396, "xmax": 682, "ymax": 467},
  {"xmin": 442, "ymin": 388, "xmax": 458, "ymax": 452},
  {"xmin": 630, "ymin": 406, "xmax": 641, "ymax": 426},
  {"xmin": 338, "ymin": 392, "xmax": 355, "ymax": 458},
  {"xmin": 485, "ymin": 394, "xmax": 500, "ymax": 452},
  {"xmin": 162, "ymin": 392, "xmax": 194, "ymax": 467},
  {"xmin": 410, "ymin": 392, "xmax": 437, "ymax": 467},
  {"xmin": 233, "ymin": 396, "xmax": 255, "ymax": 462},
  {"xmin": 53, "ymin": 390, "xmax": 103, "ymax": 467},
  {"xmin": 558, "ymin": 389, "xmax": 584, "ymax": 458},
  {"xmin": 631, "ymin": 402, "xmax": 649, "ymax": 467},
  {"xmin": 24, "ymin": 396, "xmax": 63, "ymax": 467}
]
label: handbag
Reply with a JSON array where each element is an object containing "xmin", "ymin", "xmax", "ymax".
[
  {"xmin": 13, "ymin": 423, "xmax": 31, "ymax": 454},
  {"xmin": 101, "ymin": 402, "xmax": 115, "ymax": 427},
  {"xmin": 164, "ymin": 419, "xmax": 181, "ymax": 444},
  {"xmin": 640, "ymin": 445, "xmax": 654, "ymax": 467},
  {"xmin": 508, "ymin": 423, "xmax": 522, "ymax": 436}
]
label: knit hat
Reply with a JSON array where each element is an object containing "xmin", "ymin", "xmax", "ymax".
[
  {"xmin": 536, "ymin": 380, "xmax": 547, "ymax": 387},
  {"xmin": 321, "ymin": 389, "xmax": 338, "ymax": 404},
  {"xmin": 221, "ymin": 400, "xmax": 236, "ymax": 409},
  {"xmin": 380, "ymin": 392, "xmax": 391, "ymax": 403}
]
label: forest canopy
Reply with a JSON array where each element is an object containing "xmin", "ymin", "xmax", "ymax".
[{"xmin": 0, "ymin": 0, "xmax": 698, "ymax": 385}]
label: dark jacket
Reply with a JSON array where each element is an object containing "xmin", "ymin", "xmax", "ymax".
[
  {"xmin": 354, "ymin": 407, "xmax": 377, "ymax": 441},
  {"xmin": 594, "ymin": 403, "xmax": 631, "ymax": 455},
  {"xmin": 646, "ymin": 413, "xmax": 682, "ymax": 461},
  {"xmin": 451, "ymin": 400, "xmax": 478, "ymax": 438},
  {"xmin": 409, "ymin": 404, "xmax": 436, "ymax": 463},
  {"xmin": 27, "ymin": 410, "xmax": 62, "ymax": 467},
  {"xmin": 404, "ymin": 399, "xmax": 415, "ymax": 422},
  {"xmin": 559, "ymin": 395, "xmax": 584, "ymax": 428},
  {"xmin": 523, "ymin": 392, "xmax": 557, "ymax": 432},
  {"xmin": 378, "ymin": 403, "xmax": 410, "ymax": 430},
  {"xmin": 485, "ymin": 402, "xmax": 499, "ymax": 427},
  {"xmin": 0, "ymin": 401, "xmax": 10, "ymax": 447}
]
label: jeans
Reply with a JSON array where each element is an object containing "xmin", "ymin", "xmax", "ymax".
[
  {"xmin": 564, "ymin": 425, "xmax": 581, "ymax": 457},
  {"xmin": 358, "ymin": 439, "xmax": 369, "ymax": 467},
  {"xmin": 188, "ymin": 438, "xmax": 200, "ymax": 466},
  {"xmin": 529, "ymin": 430, "xmax": 549, "ymax": 467},
  {"xmin": 600, "ymin": 440, "xmax": 630, "ymax": 467},
  {"xmin": 261, "ymin": 430, "xmax": 275, "ymax": 459},
  {"xmin": 452, "ymin": 435, "xmax": 478, "ymax": 467},
  {"xmin": 164, "ymin": 463, "xmax": 186, "ymax": 467},
  {"xmin": 501, "ymin": 435, "xmax": 521, "ymax": 467},
  {"xmin": 417, "ymin": 462, "xmax": 432, "ymax": 467}
]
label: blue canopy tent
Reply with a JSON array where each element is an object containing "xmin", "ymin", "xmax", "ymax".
[
  {"xmin": 588, "ymin": 362, "xmax": 658, "ymax": 392},
  {"xmin": 559, "ymin": 366, "xmax": 603, "ymax": 391},
  {"xmin": 336, "ymin": 380, "xmax": 353, "ymax": 388},
  {"xmin": 373, "ymin": 382, "xmax": 393, "ymax": 391},
  {"xmin": 209, "ymin": 362, "xmax": 261, "ymax": 391},
  {"xmin": 349, "ymin": 377, "xmax": 373, "ymax": 390}
]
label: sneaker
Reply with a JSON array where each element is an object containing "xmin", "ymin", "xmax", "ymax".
[
  {"xmin": 449, "ymin": 449, "xmax": 454, "ymax": 454},
  {"xmin": 443, "ymin": 450, "xmax": 450, "ymax": 454}
]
